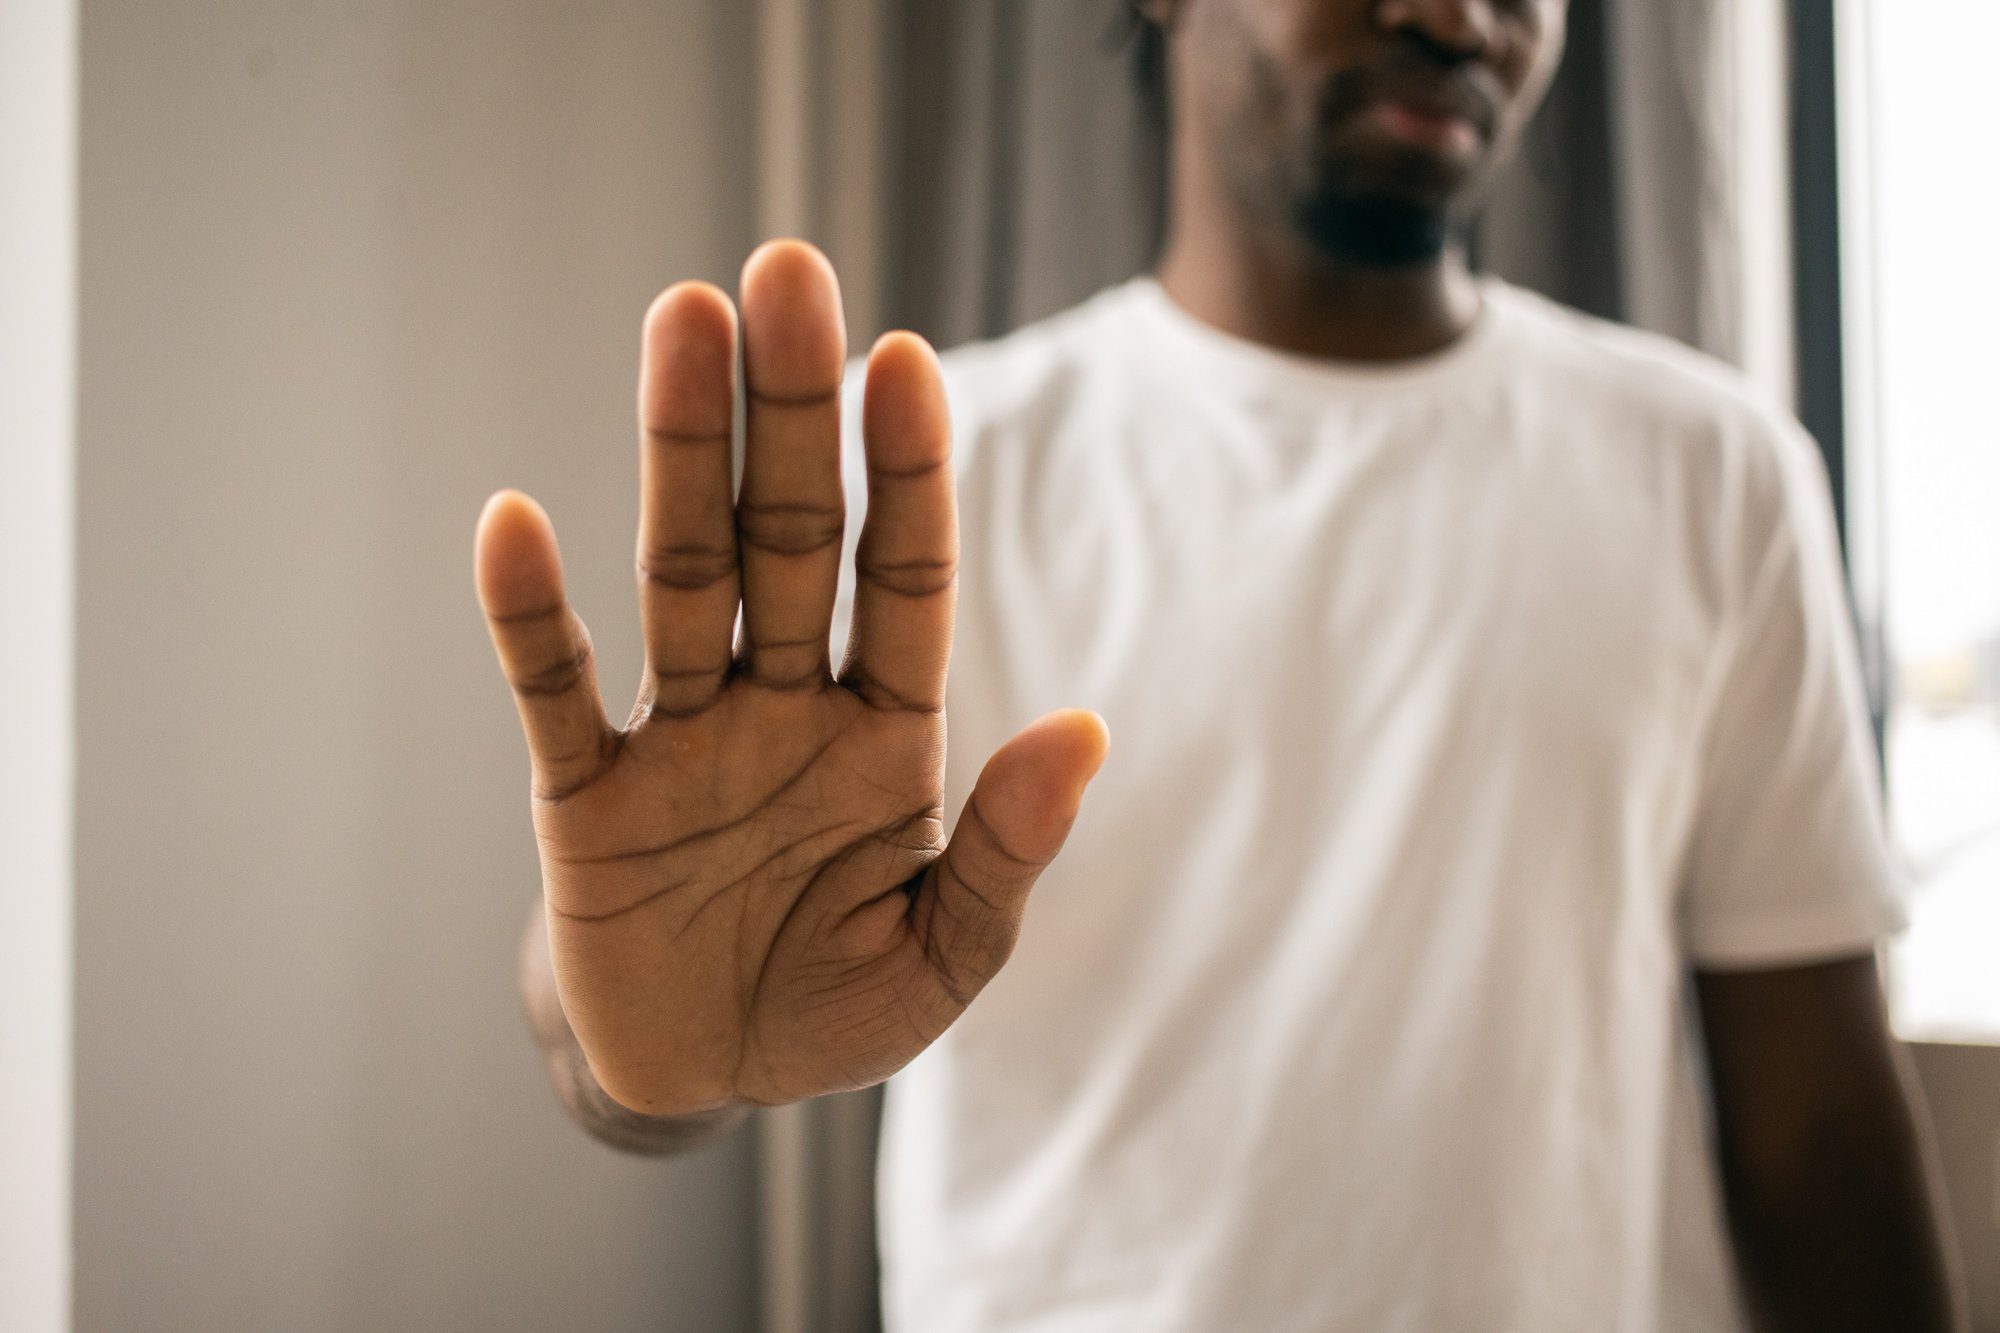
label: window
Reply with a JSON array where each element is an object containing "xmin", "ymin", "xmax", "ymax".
[{"xmin": 1836, "ymin": 0, "xmax": 2000, "ymax": 1041}]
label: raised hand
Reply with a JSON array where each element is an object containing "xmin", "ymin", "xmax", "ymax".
[{"xmin": 475, "ymin": 241, "xmax": 1107, "ymax": 1117}]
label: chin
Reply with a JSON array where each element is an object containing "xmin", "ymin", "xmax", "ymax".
[
  {"xmin": 1282, "ymin": 139, "xmax": 1479, "ymax": 262},
  {"xmin": 1291, "ymin": 183, "xmax": 1455, "ymax": 268}
]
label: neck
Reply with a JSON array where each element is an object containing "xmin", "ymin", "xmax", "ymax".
[{"xmin": 1154, "ymin": 142, "xmax": 1483, "ymax": 363}]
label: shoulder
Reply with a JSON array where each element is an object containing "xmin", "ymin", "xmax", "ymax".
[
  {"xmin": 1492, "ymin": 281, "xmax": 1829, "ymax": 513},
  {"xmin": 929, "ymin": 285, "xmax": 1144, "ymax": 456},
  {"xmin": 1494, "ymin": 284, "xmax": 1790, "ymax": 437}
]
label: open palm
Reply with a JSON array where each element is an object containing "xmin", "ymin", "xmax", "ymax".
[{"xmin": 475, "ymin": 241, "xmax": 1106, "ymax": 1116}]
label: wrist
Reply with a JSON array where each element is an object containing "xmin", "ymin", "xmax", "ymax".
[{"xmin": 558, "ymin": 1043, "xmax": 753, "ymax": 1153}]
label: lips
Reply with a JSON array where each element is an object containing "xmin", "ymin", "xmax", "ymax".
[
  {"xmin": 1368, "ymin": 98, "xmax": 1482, "ymax": 156},
  {"xmin": 1366, "ymin": 82, "xmax": 1495, "ymax": 141},
  {"xmin": 1324, "ymin": 60, "xmax": 1501, "ymax": 148}
]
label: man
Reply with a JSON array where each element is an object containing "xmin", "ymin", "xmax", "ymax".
[{"xmin": 474, "ymin": 0, "xmax": 1966, "ymax": 1327}]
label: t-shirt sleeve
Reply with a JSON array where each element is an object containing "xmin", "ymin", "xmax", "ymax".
[{"xmin": 1677, "ymin": 410, "xmax": 1909, "ymax": 969}]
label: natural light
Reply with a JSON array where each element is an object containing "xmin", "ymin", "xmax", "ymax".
[{"xmin": 1847, "ymin": 2, "xmax": 2000, "ymax": 1042}]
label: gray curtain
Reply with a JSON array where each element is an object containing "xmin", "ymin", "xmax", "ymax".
[
  {"xmin": 872, "ymin": 0, "xmax": 1750, "ymax": 357},
  {"xmin": 1481, "ymin": 0, "xmax": 1751, "ymax": 360},
  {"xmin": 761, "ymin": 2, "xmax": 1752, "ymax": 1328},
  {"xmin": 878, "ymin": 0, "xmax": 1168, "ymax": 345}
]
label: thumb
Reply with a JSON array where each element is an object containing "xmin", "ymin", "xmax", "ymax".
[{"xmin": 913, "ymin": 709, "xmax": 1110, "ymax": 1011}]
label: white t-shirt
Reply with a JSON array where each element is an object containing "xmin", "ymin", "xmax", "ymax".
[{"xmin": 830, "ymin": 276, "xmax": 1905, "ymax": 1332}]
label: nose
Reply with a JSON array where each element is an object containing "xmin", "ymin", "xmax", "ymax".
[{"xmin": 1372, "ymin": 0, "xmax": 1497, "ymax": 61}]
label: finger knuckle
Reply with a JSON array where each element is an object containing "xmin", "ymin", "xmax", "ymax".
[
  {"xmin": 857, "ymin": 555, "xmax": 956, "ymax": 598},
  {"xmin": 638, "ymin": 542, "xmax": 737, "ymax": 591},
  {"xmin": 735, "ymin": 500, "xmax": 844, "ymax": 556},
  {"xmin": 513, "ymin": 640, "xmax": 592, "ymax": 697}
]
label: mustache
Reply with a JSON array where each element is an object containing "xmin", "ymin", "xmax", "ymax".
[{"xmin": 1314, "ymin": 53, "xmax": 1503, "ymax": 140}]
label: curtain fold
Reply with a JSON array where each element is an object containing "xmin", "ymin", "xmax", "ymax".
[
  {"xmin": 1473, "ymin": 0, "xmax": 1760, "ymax": 365},
  {"xmin": 754, "ymin": 2, "xmax": 1763, "ymax": 1327},
  {"xmin": 878, "ymin": 0, "xmax": 1168, "ymax": 345},
  {"xmin": 757, "ymin": 1093, "xmax": 883, "ymax": 1333}
]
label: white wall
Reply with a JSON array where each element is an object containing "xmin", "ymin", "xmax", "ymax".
[
  {"xmin": 1, "ymin": 1, "xmax": 77, "ymax": 1329},
  {"xmin": 73, "ymin": 3, "xmax": 764, "ymax": 1328}
]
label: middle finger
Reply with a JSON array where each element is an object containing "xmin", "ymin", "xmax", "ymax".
[{"xmin": 735, "ymin": 240, "xmax": 848, "ymax": 692}]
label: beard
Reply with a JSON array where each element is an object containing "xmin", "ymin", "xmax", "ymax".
[
  {"xmin": 1291, "ymin": 182, "xmax": 1455, "ymax": 268},
  {"xmin": 1277, "ymin": 81, "xmax": 1475, "ymax": 269},
  {"xmin": 1219, "ymin": 24, "xmax": 1489, "ymax": 271}
]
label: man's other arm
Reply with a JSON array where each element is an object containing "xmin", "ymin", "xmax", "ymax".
[
  {"xmin": 1695, "ymin": 951, "xmax": 1966, "ymax": 1332},
  {"xmin": 519, "ymin": 904, "xmax": 751, "ymax": 1155}
]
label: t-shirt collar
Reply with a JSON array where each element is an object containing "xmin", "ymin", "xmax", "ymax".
[{"xmin": 1118, "ymin": 271, "xmax": 1513, "ymax": 401}]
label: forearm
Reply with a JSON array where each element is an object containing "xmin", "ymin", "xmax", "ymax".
[
  {"xmin": 519, "ymin": 903, "xmax": 751, "ymax": 1155},
  {"xmin": 1717, "ymin": 1042, "xmax": 1963, "ymax": 1331},
  {"xmin": 1698, "ymin": 959, "xmax": 1967, "ymax": 1331}
]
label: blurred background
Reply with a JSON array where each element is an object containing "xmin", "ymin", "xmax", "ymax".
[{"xmin": 3, "ymin": 1, "xmax": 1995, "ymax": 1329}]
